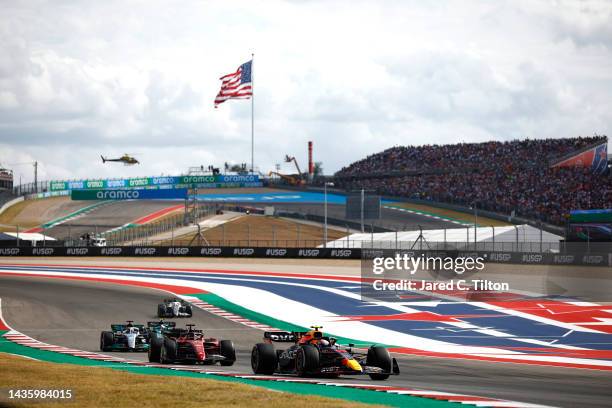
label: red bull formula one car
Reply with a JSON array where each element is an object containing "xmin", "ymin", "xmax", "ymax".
[
  {"xmin": 148, "ymin": 324, "xmax": 235, "ymax": 366},
  {"xmin": 251, "ymin": 326, "xmax": 399, "ymax": 380}
]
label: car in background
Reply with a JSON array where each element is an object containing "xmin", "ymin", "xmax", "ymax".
[
  {"xmin": 148, "ymin": 324, "xmax": 235, "ymax": 366},
  {"xmin": 147, "ymin": 320, "xmax": 176, "ymax": 336},
  {"xmin": 157, "ymin": 297, "xmax": 193, "ymax": 318},
  {"xmin": 100, "ymin": 321, "xmax": 149, "ymax": 352},
  {"xmin": 251, "ymin": 326, "xmax": 399, "ymax": 380},
  {"xmin": 91, "ymin": 237, "xmax": 107, "ymax": 247}
]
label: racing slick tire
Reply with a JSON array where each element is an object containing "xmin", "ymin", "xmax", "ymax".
[
  {"xmin": 366, "ymin": 346, "xmax": 392, "ymax": 380},
  {"xmin": 185, "ymin": 304, "xmax": 193, "ymax": 317},
  {"xmin": 160, "ymin": 338, "xmax": 177, "ymax": 364},
  {"xmin": 100, "ymin": 331, "xmax": 114, "ymax": 352},
  {"xmin": 148, "ymin": 336, "xmax": 163, "ymax": 362},
  {"xmin": 251, "ymin": 343, "xmax": 277, "ymax": 375},
  {"xmin": 296, "ymin": 344, "xmax": 320, "ymax": 377},
  {"xmin": 219, "ymin": 340, "xmax": 236, "ymax": 366},
  {"xmin": 157, "ymin": 304, "xmax": 166, "ymax": 318}
]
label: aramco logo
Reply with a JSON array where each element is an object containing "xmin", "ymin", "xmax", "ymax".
[{"xmin": 95, "ymin": 190, "xmax": 140, "ymax": 199}]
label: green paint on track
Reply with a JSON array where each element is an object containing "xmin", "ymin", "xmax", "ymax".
[
  {"xmin": 0, "ymin": 330, "xmax": 457, "ymax": 407},
  {"xmin": 383, "ymin": 204, "xmax": 480, "ymax": 227},
  {"xmin": 41, "ymin": 201, "xmax": 110, "ymax": 228}
]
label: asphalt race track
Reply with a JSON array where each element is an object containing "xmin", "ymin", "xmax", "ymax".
[
  {"xmin": 42, "ymin": 198, "xmax": 461, "ymax": 241},
  {"xmin": 2, "ymin": 274, "xmax": 611, "ymax": 407},
  {"xmin": 44, "ymin": 200, "xmax": 180, "ymax": 240},
  {"xmin": 266, "ymin": 202, "xmax": 457, "ymax": 230},
  {"xmin": 0, "ymin": 275, "xmax": 260, "ymax": 374}
]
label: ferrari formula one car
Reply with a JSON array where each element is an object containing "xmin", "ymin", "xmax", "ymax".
[
  {"xmin": 157, "ymin": 297, "xmax": 193, "ymax": 318},
  {"xmin": 251, "ymin": 326, "xmax": 400, "ymax": 380},
  {"xmin": 100, "ymin": 321, "xmax": 150, "ymax": 352},
  {"xmin": 148, "ymin": 324, "xmax": 236, "ymax": 365}
]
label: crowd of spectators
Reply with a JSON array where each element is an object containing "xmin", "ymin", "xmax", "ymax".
[
  {"xmin": 334, "ymin": 136, "xmax": 610, "ymax": 225},
  {"xmin": 337, "ymin": 136, "xmax": 606, "ymax": 176}
]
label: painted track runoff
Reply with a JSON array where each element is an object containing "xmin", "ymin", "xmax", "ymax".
[{"xmin": 1, "ymin": 261, "xmax": 611, "ymax": 407}]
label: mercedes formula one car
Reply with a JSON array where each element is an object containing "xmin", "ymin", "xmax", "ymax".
[
  {"xmin": 148, "ymin": 324, "xmax": 236, "ymax": 365},
  {"xmin": 251, "ymin": 326, "xmax": 400, "ymax": 380},
  {"xmin": 157, "ymin": 297, "xmax": 193, "ymax": 318},
  {"xmin": 100, "ymin": 321, "xmax": 150, "ymax": 352}
]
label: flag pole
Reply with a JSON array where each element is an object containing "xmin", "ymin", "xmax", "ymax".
[{"xmin": 251, "ymin": 53, "xmax": 255, "ymax": 174}]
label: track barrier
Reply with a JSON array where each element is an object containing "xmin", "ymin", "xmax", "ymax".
[{"xmin": 0, "ymin": 246, "xmax": 610, "ymax": 265}]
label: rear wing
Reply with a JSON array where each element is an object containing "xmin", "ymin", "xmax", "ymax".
[
  {"xmin": 165, "ymin": 328, "xmax": 203, "ymax": 338},
  {"xmin": 147, "ymin": 321, "xmax": 176, "ymax": 329},
  {"xmin": 263, "ymin": 331, "xmax": 297, "ymax": 342},
  {"xmin": 111, "ymin": 324, "xmax": 144, "ymax": 332}
]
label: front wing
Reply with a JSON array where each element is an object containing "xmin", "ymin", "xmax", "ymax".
[
  {"xmin": 107, "ymin": 342, "xmax": 150, "ymax": 352},
  {"xmin": 280, "ymin": 358, "xmax": 400, "ymax": 376}
]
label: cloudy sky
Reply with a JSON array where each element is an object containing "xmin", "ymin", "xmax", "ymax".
[{"xmin": 1, "ymin": 0, "xmax": 611, "ymax": 183}]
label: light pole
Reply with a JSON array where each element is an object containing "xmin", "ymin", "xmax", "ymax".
[
  {"xmin": 324, "ymin": 182, "xmax": 334, "ymax": 247},
  {"xmin": 474, "ymin": 202, "xmax": 478, "ymax": 246}
]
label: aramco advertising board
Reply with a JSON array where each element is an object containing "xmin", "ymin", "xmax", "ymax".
[
  {"xmin": 71, "ymin": 188, "xmax": 188, "ymax": 200},
  {"xmin": 52, "ymin": 174, "xmax": 261, "ymax": 191}
]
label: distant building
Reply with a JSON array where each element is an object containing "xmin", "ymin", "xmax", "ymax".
[{"xmin": 0, "ymin": 167, "xmax": 13, "ymax": 190}]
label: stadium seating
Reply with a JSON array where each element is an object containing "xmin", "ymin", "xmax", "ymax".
[{"xmin": 334, "ymin": 136, "xmax": 610, "ymax": 225}]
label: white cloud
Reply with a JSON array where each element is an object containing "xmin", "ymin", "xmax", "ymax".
[{"xmin": 0, "ymin": 0, "xmax": 611, "ymax": 183}]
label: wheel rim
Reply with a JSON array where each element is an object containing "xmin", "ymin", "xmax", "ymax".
[
  {"xmin": 251, "ymin": 349, "xmax": 258, "ymax": 371},
  {"xmin": 296, "ymin": 350, "xmax": 304, "ymax": 373}
]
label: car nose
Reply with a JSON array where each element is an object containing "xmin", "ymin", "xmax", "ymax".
[{"xmin": 342, "ymin": 358, "xmax": 363, "ymax": 372}]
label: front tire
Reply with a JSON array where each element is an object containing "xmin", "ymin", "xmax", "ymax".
[
  {"xmin": 366, "ymin": 346, "xmax": 392, "ymax": 380},
  {"xmin": 185, "ymin": 305, "xmax": 193, "ymax": 317},
  {"xmin": 251, "ymin": 343, "xmax": 277, "ymax": 375},
  {"xmin": 100, "ymin": 331, "xmax": 114, "ymax": 352},
  {"xmin": 219, "ymin": 340, "xmax": 236, "ymax": 366},
  {"xmin": 157, "ymin": 304, "xmax": 166, "ymax": 318},
  {"xmin": 296, "ymin": 344, "xmax": 319, "ymax": 377}
]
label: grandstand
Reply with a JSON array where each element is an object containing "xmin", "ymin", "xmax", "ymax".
[
  {"xmin": 0, "ymin": 167, "xmax": 16, "ymax": 209},
  {"xmin": 334, "ymin": 136, "xmax": 610, "ymax": 226}
]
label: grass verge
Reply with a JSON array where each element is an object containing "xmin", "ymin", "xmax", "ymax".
[
  {"xmin": 0, "ymin": 353, "xmax": 384, "ymax": 408},
  {"xmin": 160, "ymin": 215, "xmax": 347, "ymax": 247},
  {"xmin": 387, "ymin": 202, "xmax": 510, "ymax": 226}
]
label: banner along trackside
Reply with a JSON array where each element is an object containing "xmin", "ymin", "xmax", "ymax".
[
  {"xmin": 71, "ymin": 188, "xmax": 188, "ymax": 200},
  {"xmin": 0, "ymin": 246, "xmax": 609, "ymax": 265},
  {"xmin": 52, "ymin": 175, "xmax": 261, "ymax": 191}
]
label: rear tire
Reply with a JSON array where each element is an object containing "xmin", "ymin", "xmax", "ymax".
[
  {"xmin": 219, "ymin": 340, "xmax": 236, "ymax": 366},
  {"xmin": 251, "ymin": 343, "xmax": 277, "ymax": 375},
  {"xmin": 296, "ymin": 345, "xmax": 319, "ymax": 377},
  {"xmin": 161, "ymin": 338, "xmax": 177, "ymax": 364},
  {"xmin": 100, "ymin": 331, "xmax": 114, "ymax": 352},
  {"xmin": 157, "ymin": 304, "xmax": 166, "ymax": 318},
  {"xmin": 366, "ymin": 346, "xmax": 392, "ymax": 380},
  {"xmin": 185, "ymin": 305, "xmax": 193, "ymax": 317},
  {"xmin": 148, "ymin": 336, "xmax": 163, "ymax": 362}
]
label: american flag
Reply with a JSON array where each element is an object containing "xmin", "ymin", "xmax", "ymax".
[{"xmin": 214, "ymin": 60, "xmax": 252, "ymax": 107}]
